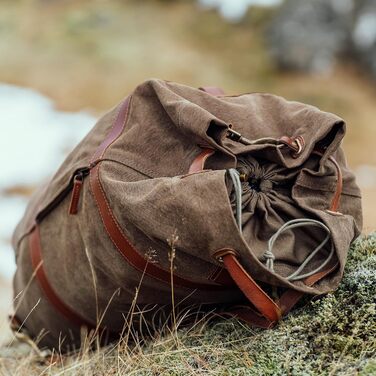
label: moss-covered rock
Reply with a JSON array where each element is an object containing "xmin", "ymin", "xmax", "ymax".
[{"xmin": 110, "ymin": 234, "xmax": 376, "ymax": 375}]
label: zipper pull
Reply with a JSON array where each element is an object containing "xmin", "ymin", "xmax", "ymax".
[{"xmin": 68, "ymin": 169, "xmax": 89, "ymax": 215}]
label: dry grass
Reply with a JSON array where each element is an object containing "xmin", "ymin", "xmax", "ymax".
[{"xmin": 0, "ymin": 235, "xmax": 375, "ymax": 375}]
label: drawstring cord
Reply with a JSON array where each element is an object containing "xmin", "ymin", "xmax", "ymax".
[
  {"xmin": 265, "ymin": 219, "xmax": 335, "ymax": 281},
  {"xmin": 228, "ymin": 168, "xmax": 334, "ymax": 282},
  {"xmin": 228, "ymin": 169, "xmax": 243, "ymax": 229}
]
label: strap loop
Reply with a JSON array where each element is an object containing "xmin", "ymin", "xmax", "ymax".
[{"xmin": 214, "ymin": 249, "xmax": 282, "ymax": 322}]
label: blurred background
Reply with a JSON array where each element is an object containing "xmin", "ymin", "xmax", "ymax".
[{"xmin": 0, "ymin": 0, "xmax": 375, "ymax": 341}]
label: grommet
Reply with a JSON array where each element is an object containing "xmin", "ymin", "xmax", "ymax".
[{"xmin": 291, "ymin": 136, "xmax": 305, "ymax": 158}]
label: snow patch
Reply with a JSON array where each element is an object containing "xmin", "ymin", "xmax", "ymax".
[
  {"xmin": 198, "ymin": 0, "xmax": 281, "ymax": 21},
  {"xmin": 0, "ymin": 83, "xmax": 96, "ymax": 280}
]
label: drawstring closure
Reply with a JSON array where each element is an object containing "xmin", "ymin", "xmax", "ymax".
[
  {"xmin": 264, "ymin": 219, "xmax": 335, "ymax": 281},
  {"xmin": 228, "ymin": 168, "xmax": 334, "ymax": 282}
]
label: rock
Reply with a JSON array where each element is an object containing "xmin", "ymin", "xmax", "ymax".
[
  {"xmin": 267, "ymin": 0, "xmax": 376, "ymax": 78},
  {"xmin": 267, "ymin": 0, "xmax": 353, "ymax": 73},
  {"xmin": 352, "ymin": 0, "xmax": 376, "ymax": 78}
]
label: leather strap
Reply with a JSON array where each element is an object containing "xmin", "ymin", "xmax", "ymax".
[
  {"xmin": 215, "ymin": 237, "xmax": 338, "ymax": 327},
  {"xmin": 223, "ymin": 261, "xmax": 338, "ymax": 328},
  {"xmin": 188, "ymin": 148, "xmax": 215, "ymax": 174},
  {"xmin": 90, "ymin": 97, "xmax": 131, "ymax": 164},
  {"xmin": 215, "ymin": 251, "xmax": 281, "ymax": 322},
  {"xmin": 29, "ymin": 225, "xmax": 96, "ymax": 328},
  {"xmin": 199, "ymin": 86, "xmax": 225, "ymax": 96},
  {"xmin": 312, "ymin": 150, "xmax": 343, "ymax": 212}
]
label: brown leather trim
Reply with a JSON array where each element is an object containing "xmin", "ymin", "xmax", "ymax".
[
  {"xmin": 219, "ymin": 251, "xmax": 282, "ymax": 322},
  {"xmin": 90, "ymin": 96, "xmax": 131, "ymax": 164},
  {"xmin": 188, "ymin": 148, "xmax": 215, "ymax": 174},
  {"xmin": 277, "ymin": 261, "xmax": 338, "ymax": 315},
  {"xmin": 279, "ymin": 135, "xmax": 305, "ymax": 157},
  {"xmin": 68, "ymin": 177, "xmax": 83, "ymax": 215},
  {"xmin": 312, "ymin": 150, "xmax": 343, "ymax": 212},
  {"xmin": 327, "ymin": 156, "xmax": 342, "ymax": 212},
  {"xmin": 29, "ymin": 226, "xmax": 95, "ymax": 328},
  {"xmin": 223, "ymin": 260, "xmax": 338, "ymax": 327},
  {"xmin": 90, "ymin": 163, "xmax": 231, "ymax": 291},
  {"xmin": 199, "ymin": 86, "xmax": 225, "ymax": 96}
]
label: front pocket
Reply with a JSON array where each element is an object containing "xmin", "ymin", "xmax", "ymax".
[{"xmin": 90, "ymin": 161, "xmax": 236, "ymax": 290}]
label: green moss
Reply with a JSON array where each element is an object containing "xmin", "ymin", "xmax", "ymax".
[{"xmin": 107, "ymin": 235, "xmax": 375, "ymax": 375}]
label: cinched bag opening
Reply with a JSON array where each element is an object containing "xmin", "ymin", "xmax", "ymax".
[{"xmin": 226, "ymin": 155, "xmax": 337, "ymax": 283}]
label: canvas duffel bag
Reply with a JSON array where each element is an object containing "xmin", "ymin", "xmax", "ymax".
[{"xmin": 11, "ymin": 79, "xmax": 362, "ymax": 350}]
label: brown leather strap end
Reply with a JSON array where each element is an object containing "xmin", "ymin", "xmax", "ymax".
[
  {"xmin": 216, "ymin": 251, "xmax": 282, "ymax": 323},
  {"xmin": 188, "ymin": 148, "xmax": 215, "ymax": 174}
]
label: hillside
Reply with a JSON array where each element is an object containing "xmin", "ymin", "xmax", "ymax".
[{"xmin": 1, "ymin": 235, "xmax": 375, "ymax": 375}]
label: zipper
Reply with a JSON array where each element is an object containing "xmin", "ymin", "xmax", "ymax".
[
  {"xmin": 36, "ymin": 155, "xmax": 150, "ymax": 223},
  {"xmin": 68, "ymin": 159, "xmax": 153, "ymax": 216},
  {"xmin": 35, "ymin": 166, "xmax": 91, "ymax": 223},
  {"xmin": 68, "ymin": 167, "xmax": 91, "ymax": 215}
]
